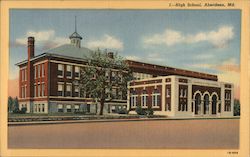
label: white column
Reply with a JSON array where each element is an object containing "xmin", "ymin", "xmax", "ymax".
[
  {"xmin": 200, "ymin": 100, "xmax": 204, "ymax": 116},
  {"xmin": 230, "ymin": 84, "xmax": 234, "ymax": 116},
  {"xmin": 171, "ymin": 76, "xmax": 178, "ymax": 115},
  {"xmin": 188, "ymin": 81, "xmax": 192, "ymax": 113},
  {"xmin": 221, "ymin": 83, "xmax": 225, "ymax": 116},
  {"xmin": 162, "ymin": 78, "xmax": 166, "ymax": 112},
  {"xmin": 45, "ymin": 101, "xmax": 49, "ymax": 113}
]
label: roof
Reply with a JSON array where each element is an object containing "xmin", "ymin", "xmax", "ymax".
[
  {"xmin": 69, "ymin": 31, "xmax": 83, "ymax": 40},
  {"xmin": 45, "ymin": 44, "xmax": 93, "ymax": 59}
]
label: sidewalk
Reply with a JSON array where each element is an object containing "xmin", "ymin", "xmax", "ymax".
[{"xmin": 8, "ymin": 116, "xmax": 240, "ymax": 126}]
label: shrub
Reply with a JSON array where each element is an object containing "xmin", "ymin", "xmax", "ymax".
[
  {"xmin": 118, "ymin": 109, "xmax": 128, "ymax": 114},
  {"xmin": 13, "ymin": 107, "xmax": 26, "ymax": 114},
  {"xmin": 135, "ymin": 106, "xmax": 146, "ymax": 115},
  {"xmin": 146, "ymin": 108, "xmax": 154, "ymax": 116}
]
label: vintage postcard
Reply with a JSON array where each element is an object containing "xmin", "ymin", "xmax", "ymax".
[{"xmin": 0, "ymin": 0, "xmax": 249, "ymax": 157}]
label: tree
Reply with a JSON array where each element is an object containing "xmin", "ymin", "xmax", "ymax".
[
  {"xmin": 234, "ymin": 99, "xmax": 240, "ymax": 116},
  {"xmin": 78, "ymin": 49, "xmax": 133, "ymax": 115},
  {"xmin": 13, "ymin": 97, "xmax": 19, "ymax": 111},
  {"xmin": 8, "ymin": 96, "xmax": 13, "ymax": 112}
]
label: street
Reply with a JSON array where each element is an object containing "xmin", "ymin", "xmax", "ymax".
[{"xmin": 8, "ymin": 119, "xmax": 239, "ymax": 149}]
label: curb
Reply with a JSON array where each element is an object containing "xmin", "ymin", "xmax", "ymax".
[{"xmin": 8, "ymin": 116, "xmax": 240, "ymax": 126}]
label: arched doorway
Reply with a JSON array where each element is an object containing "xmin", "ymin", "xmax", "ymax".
[
  {"xmin": 204, "ymin": 94, "xmax": 209, "ymax": 114},
  {"xmin": 194, "ymin": 93, "xmax": 201, "ymax": 115},
  {"xmin": 212, "ymin": 95, "xmax": 217, "ymax": 114}
]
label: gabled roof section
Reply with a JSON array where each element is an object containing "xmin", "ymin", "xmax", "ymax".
[{"xmin": 45, "ymin": 44, "xmax": 93, "ymax": 59}]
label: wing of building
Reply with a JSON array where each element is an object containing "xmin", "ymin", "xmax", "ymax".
[{"xmin": 16, "ymin": 30, "xmax": 234, "ymax": 117}]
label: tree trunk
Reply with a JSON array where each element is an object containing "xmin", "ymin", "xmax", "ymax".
[{"xmin": 99, "ymin": 99, "xmax": 105, "ymax": 115}]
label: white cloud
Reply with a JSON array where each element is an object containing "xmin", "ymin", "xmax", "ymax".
[
  {"xmin": 86, "ymin": 34, "xmax": 124, "ymax": 51},
  {"xmin": 14, "ymin": 30, "xmax": 69, "ymax": 50},
  {"xmin": 125, "ymin": 55, "xmax": 140, "ymax": 61},
  {"xmin": 143, "ymin": 26, "xmax": 234, "ymax": 48}
]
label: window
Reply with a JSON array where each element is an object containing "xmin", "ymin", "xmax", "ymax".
[
  {"xmin": 34, "ymin": 104, "xmax": 37, "ymax": 112},
  {"xmin": 58, "ymin": 104, "xmax": 63, "ymax": 112},
  {"xmin": 38, "ymin": 64, "xmax": 40, "ymax": 78},
  {"xmin": 66, "ymin": 105, "xmax": 71, "ymax": 112},
  {"xmin": 130, "ymin": 93, "xmax": 137, "ymax": 108},
  {"xmin": 180, "ymin": 89, "xmax": 183, "ymax": 97},
  {"xmin": 41, "ymin": 64, "xmax": 45, "ymax": 77},
  {"xmin": 58, "ymin": 83, "xmax": 64, "ymax": 96},
  {"xmin": 74, "ymin": 86, "xmax": 80, "ymax": 97},
  {"xmin": 75, "ymin": 66, "xmax": 80, "ymax": 79},
  {"xmin": 141, "ymin": 92, "xmax": 148, "ymax": 108},
  {"xmin": 34, "ymin": 84, "xmax": 37, "ymax": 97},
  {"xmin": 166, "ymin": 88, "xmax": 170, "ymax": 97},
  {"xmin": 41, "ymin": 83, "xmax": 45, "ymax": 97},
  {"xmin": 152, "ymin": 91, "xmax": 160, "ymax": 108},
  {"xmin": 111, "ymin": 88, "xmax": 116, "ymax": 99},
  {"xmin": 38, "ymin": 104, "xmax": 41, "ymax": 112},
  {"xmin": 37, "ymin": 84, "xmax": 40, "ymax": 97},
  {"xmin": 66, "ymin": 84, "xmax": 72, "ymax": 97},
  {"xmin": 183, "ymin": 89, "xmax": 187, "ymax": 98},
  {"xmin": 74, "ymin": 105, "xmax": 80, "ymax": 112},
  {"xmin": 111, "ymin": 71, "xmax": 116, "ymax": 81},
  {"xmin": 58, "ymin": 64, "xmax": 64, "ymax": 78},
  {"xmin": 42, "ymin": 104, "xmax": 45, "ymax": 112},
  {"xmin": 66, "ymin": 65, "xmax": 72, "ymax": 78}
]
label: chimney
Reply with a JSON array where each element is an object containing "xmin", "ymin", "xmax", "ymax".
[
  {"xmin": 107, "ymin": 52, "xmax": 114, "ymax": 59},
  {"xmin": 28, "ymin": 37, "xmax": 35, "ymax": 59}
]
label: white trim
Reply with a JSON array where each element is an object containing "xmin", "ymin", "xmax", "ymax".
[
  {"xmin": 57, "ymin": 64, "xmax": 64, "ymax": 78},
  {"xmin": 20, "ymin": 66, "xmax": 27, "ymax": 70},
  {"xmin": 128, "ymin": 83, "xmax": 162, "ymax": 88},
  {"xmin": 33, "ymin": 60, "xmax": 48, "ymax": 66}
]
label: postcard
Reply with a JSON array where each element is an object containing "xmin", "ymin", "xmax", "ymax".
[{"xmin": 0, "ymin": 0, "xmax": 249, "ymax": 157}]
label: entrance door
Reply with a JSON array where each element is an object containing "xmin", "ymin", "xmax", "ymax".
[
  {"xmin": 212, "ymin": 95, "xmax": 217, "ymax": 114},
  {"xmin": 195, "ymin": 94, "xmax": 201, "ymax": 115}
]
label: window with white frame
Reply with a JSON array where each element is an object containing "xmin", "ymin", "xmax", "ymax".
[
  {"xmin": 66, "ymin": 65, "xmax": 72, "ymax": 78},
  {"xmin": 38, "ymin": 104, "xmax": 41, "ymax": 112},
  {"xmin": 152, "ymin": 90, "xmax": 160, "ymax": 108},
  {"xmin": 42, "ymin": 104, "xmax": 45, "ymax": 112},
  {"xmin": 66, "ymin": 105, "xmax": 71, "ymax": 112},
  {"xmin": 21, "ymin": 70, "xmax": 25, "ymax": 81},
  {"xmin": 58, "ymin": 104, "xmax": 63, "ymax": 112},
  {"xmin": 38, "ymin": 64, "xmax": 40, "ymax": 78},
  {"xmin": 41, "ymin": 64, "xmax": 45, "ymax": 77},
  {"xmin": 74, "ymin": 85, "xmax": 80, "ymax": 97},
  {"xmin": 58, "ymin": 83, "xmax": 64, "ymax": 96},
  {"xmin": 66, "ymin": 84, "xmax": 72, "ymax": 97},
  {"xmin": 58, "ymin": 64, "xmax": 64, "ymax": 78},
  {"xmin": 74, "ymin": 66, "xmax": 80, "ymax": 79},
  {"xmin": 34, "ymin": 104, "xmax": 37, "ymax": 112},
  {"xmin": 41, "ymin": 83, "xmax": 45, "ymax": 97},
  {"xmin": 74, "ymin": 105, "xmax": 80, "ymax": 112},
  {"xmin": 141, "ymin": 91, "xmax": 148, "ymax": 108},
  {"xmin": 130, "ymin": 92, "xmax": 137, "ymax": 108}
]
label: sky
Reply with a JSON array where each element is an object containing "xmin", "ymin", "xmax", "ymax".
[{"xmin": 9, "ymin": 9, "xmax": 241, "ymax": 98}]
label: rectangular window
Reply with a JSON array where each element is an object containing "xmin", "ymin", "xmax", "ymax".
[
  {"xmin": 34, "ymin": 104, "xmax": 37, "ymax": 112},
  {"xmin": 66, "ymin": 105, "xmax": 71, "ymax": 112},
  {"xmin": 66, "ymin": 84, "xmax": 72, "ymax": 97},
  {"xmin": 42, "ymin": 104, "xmax": 45, "ymax": 112},
  {"xmin": 74, "ymin": 86, "xmax": 80, "ymax": 97},
  {"xmin": 112, "ymin": 88, "xmax": 116, "ymax": 99},
  {"xmin": 58, "ymin": 104, "xmax": 63, "ymax": 112},
  {"xmin": 130, "ymin": 95, "xmax": 137, "ymax": 108},
  {"xmin": 66, "ymin": 65, "xmax": 72, "ymax": 78},
  {"xmin": 166, "ymin": 88, "xmax": 170, "ymax": 97},
  {"xmin": 75, "ymin": 66, "xmax": 80, "ymax": 79},
  {"xmin": 74, "ymin": 105, "xmax": 80, "ymax": 112},
  {"xmin": 37, "ymin": 84, "xmax": 40, "ymax": 97},
  {"xmin": 58, "ymin": 64, "xmax": 64, "ymax": 78},
  {"xmin": 58, "ymin": 83, "xmax": 64, "ymax": 96},
  {"xmin": 141, "ymin": 95, "xmax": 148, "ymax": 107},
  {"xmin": 38, "ymin": 64, "xmax": 40, "ymax": 78},
  {"xmin": 41, "ymin": 83, "xmax": 45, "ymax": 97},
  {"xmin": 41, "ymin": 64, "xmax": 45, "ymax": 77},
  {"xmin": 21, "ymin": 70, "xmax": 24, "ymax": 81},
  {"xmin": 152, "ymin": 93, "xmax": 160, "ymax": 107}
]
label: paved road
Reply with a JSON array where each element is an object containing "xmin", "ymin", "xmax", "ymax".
[{"xmin": 8, "ymin": 119, "xmax": 239, "ymax": 149}]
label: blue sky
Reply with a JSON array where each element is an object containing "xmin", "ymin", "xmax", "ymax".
[{"xmin": 9, "ymin": 9, "xmax": 241, "ymax": 90}]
